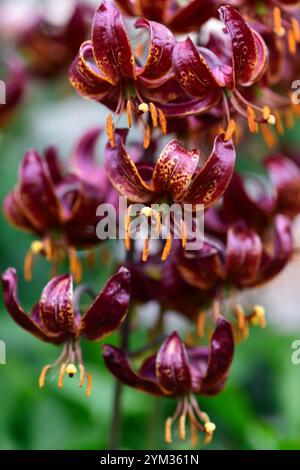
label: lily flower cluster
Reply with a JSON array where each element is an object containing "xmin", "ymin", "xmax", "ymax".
[{"xmin": 1, "ymin": 0, "xmax": 300, "ymax": 449}]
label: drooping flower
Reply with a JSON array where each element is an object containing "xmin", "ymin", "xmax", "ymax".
[
  {"xmin": 175, "ymin": 215, "xmax": 293, "ymax": 337},
  {"xmin": 103, "ymin": 316, "xmax": 234, "ymax": 445},
  {"xmin": 3, "ymin": 128, "xmax": 115, "ymax": 281},
  {"xmin": 1, "ymin": 266, "xmax": 131, "ymax": 396},
  {"xmin": 69, "ymin": 0, "xmax": 177, "ymax": 146},
  {"xmin": 104, "ymin": 128, "xmax": 235, "ymax": 261},
  {"xmin": 171, "ymin": 5, "xmax": 277, "ymax": 139}
]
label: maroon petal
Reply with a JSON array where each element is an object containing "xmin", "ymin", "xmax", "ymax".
[
  {"xmin": 69, "ymin": 41, "xmax": 116, "ymax": 99},
  {"xmin": 104, "ymin": 129, "xmax": 155, "ymax": 202},
  {"xmin": 91, "ymin": 0, "xmax": 135, "ymax": 84},
  {"xmin": 199, "ymin": 316, "xmax": 234, "ymax": 395},
  {"xmin": 265, "ymin": 154, "xmax": 300, "ymax": 218},
  {"xmin": 55, "ymin": 174, "xmax": 84, "ymax": 223},
  {"xmin": 226, "ymin": 222, "xmax": 263, "ymax": 286},
  {"xmin": 168, "ymin": 0, "xmax": 217, "ymax": 34},
  {"xmin": 1, "ymin": 268, "xmax": 66, "ymax": 344},
  {"xmin": 158, "ymin": 92, "xmax": 221, "ymax": 117},
  {"xmin": 79, "ymin": 267, "xmax": 130, "ymax": 341},
  {"xmin": 44, "ymin": 147, "xmax": 63, "ymax": 184},
  {"xmin": 103, "ymin": 345, "xmax": 162, "ymax": 395},
  {"xmin": 152, "ymin": 139, "xmax": 199, "ymax": 200},
  {"xmin": 156, "ymin": 331, "xmax": 192, "ymax": 394},
  {"xmin": 39, "ymin": 274, "xmax": 75, "ymax": 335},
  {"xmin": 3, "ymin": 191, "xmax": 36, "ymax": 233},
  {"xmin": 256, "ymin": 215, "xmax": 293, "ymax": 286},
  {"xmin": 182, "ymin": 133, "xmax": 236, "ymax": 208},
  {"xmin": 135, "ymin": 19, "xmax": 175, "ymax": 80},
  {"xmin": 71, "ymin": 127, "xmax": 106, "ymax": 187},
  {"xmin": 219, "ymin": 5, "xmax": 263, "ymax": 86},
  {"xmin": 16, "ymin": 149, "xmax": 61, "ymax": 232},
  {"xmin": 172, "ymin": 38, "xmax": 221, "ymax": 97}
]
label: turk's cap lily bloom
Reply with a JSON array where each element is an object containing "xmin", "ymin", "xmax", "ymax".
[
  {"xmin": 2, "ymin": 266, "xmax": 131, "ymax": 396},
  {"xmin": 176, "ymin": 214, "xmax": 293, "ymax": 291},
  {"xmin": 171, "ymin": 5, "xmax": 276, "ymax": 133},
  {"xmin": 105, "ymin": 128, "xmax": 235, "ymax": 261},
  {"xmin": 69, "ymin": 0, "xmax": 177, "ymax": 144},
  {"xmin": 206, "ymin": 154, "xmax": 300, "ymax": 237},
  {"xmin": 103, "ymin": 316, "xmax": 234, "ymax": 444},
  {"xmin": 115, "ymin": 0, "xmax": 219, "ymax": 33},
  {"xmin": 3, "ymin": 127, "xmax": 114, "ymax": 281}
]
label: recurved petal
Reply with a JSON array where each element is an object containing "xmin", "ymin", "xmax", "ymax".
[
  {"xmin": 135, "ymin": 19, "xmax": 175, "ymax": 80},
  {"xmin": 104, "ymin": 128, "xmax": 155, "ymax": 202},
  {"xmin": 3, "ymin": 191, "xmax": 36, "ymax": 232},
  {"xmin": 156, "ymin": 331, "xmax": 192, "ymax": 394},
  {"xmin": 79, "ymin": 267, "xmax": 130, "ymax": 341},
  {"xmin": 1, "ymin": 268, "xmax": 66, "ymax": 344},
  {"xmin": 226, "ymin": 222, "xmax": 263, "ymax": 286},
  {"xmin": 182, "ymin": 133, "xmax": 236, "ymax": 208},
  {"xmin": 103, "ymin": 345, "xmax": 162, "ymax": 395},
  {"xmin": 198, "ymin": 316, "xmax": 234, "ymax": 395},
  {"xmin": 69, "ymin": 41, "xmax": 115, "ymax": 99},
  {"xmin": 17, "ymin": 149, "xmax": 61, "ymax": 231},
  {"xmin": 168, "ymin": 0, "xmax": 217, "ymax": 34},
  {"xmin": 218, "ymin": 5, "xmax": 259, "ymax": 86},
  {"xmin": 265, "ymin": 155, "xmax": 300, "ymax": 218},
  {"xmin": 39, "ymin": 274, "xmax": 75, "ymax": 335},
  {"xmin": 91, "ymin": 0, "xmax": 135, "ymax": 84},
  {"xmin": 158, "ymin": 92, "xmax": 221, "ymax": 118},
  {"xmin": 172, "ymin": 38, "xmax": 221, "ymax": 97},
  {"xmin": 152, "ymin": 139, "xmax": 199, "ymax": 199},
  {"xmin": 44, "ymin": 146, "xmax": 63, "ymax": 184}
]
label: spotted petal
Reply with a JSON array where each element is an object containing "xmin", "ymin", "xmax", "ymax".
[
  {"xmin": 79, "ymin": 267, "xmax": 130, "ymax": 340},
  {"xmin": 1, "ymin": 268, "xmax": 66, "ymax": 344},
  {"xmin": 181, "ymin": 134, "xmax": 236, "ymax": 208}
]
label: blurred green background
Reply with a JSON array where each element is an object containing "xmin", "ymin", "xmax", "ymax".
[{"xmin": 0, "ymin": 0, "xmax": 300, "ymax": 451}]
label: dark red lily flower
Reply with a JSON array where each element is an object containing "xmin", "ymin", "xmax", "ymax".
[
  {"xmin": 175, "ymin": 215, "xmax": 292, "ymax": 335},
  {"xmin": 105, "ymin": 128, "xmax": 235, "ymax": 261},
  {"xmin": 3, "ymin": 128, "xmax": 115, "ymax": 281},
  {"xmin": 18, "ymin": 3, "xmax": 91, "ymax": 79},
  {"xmin": 171, "ymin": 5, "xmax": 276, "ymax": 138},
  {"xmin": 206, "ymin": 154, "xmax": 300, "ymax": 237},
  {"xmin": 2, "ymin": 266, "xmax": 130, "ymax": 396},
  {"xmin": 69, "ymin": 0, "xmax": 177, "ymax": 146},
  {"xmin": 0, "ymin": 57, "xmax": 27, "ymax": 127},
  {"xmin": 103, "ymin": 316, "xmax": 234, "ymax": 445},
  {"xmin": 115, "ymin": 0, "xmax": 219, "ymax": 33}
]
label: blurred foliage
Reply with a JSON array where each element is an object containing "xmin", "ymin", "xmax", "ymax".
[{"xmin": 0, "ymin": 41, "xmax": 300, "ymax": 451}]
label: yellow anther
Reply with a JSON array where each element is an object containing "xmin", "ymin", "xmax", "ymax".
[
  {"xmin": 58, "ymin": 362, "xmax": 67, "ymax": 389},
  {"xmin": 66, "ymin": 363, "xmax": 77, "ymax": 377},
  {"xmin": 165, "ymin": 417, "xmax": 172, "ymax": 444},
  {"xmin": 204, "ymin": 422, "xmax": 216, "ymax": 434},
  {"xmin": 158, "ymin": 109, "xmax": 167, "ymax": 134},
  {"xmin": 142, "ymin": 238, "xmax": 149, "ymax": 263},
  {"xmin": 126, "ymin": 100, "xmax": 133, "ymax": 128},
  {"xmin": 38, "ymin": 365, "xmax": 52, "ymax": 388},
  {"xmin": 106, "ymin": 113, "xmax": 115, "ymax": 147},
  {"xmin": 138, "ymin": 102, "xmax": 149, "ymax": 113},
  {"xmin": 288, "ymin": 29, "xmax": 297, "ymax": 54},
  {"xmin": 197, "ymin": 312, "xmax": 206, "ymax": 337},
  {"xmin": 85, "ymin": 372, "xmax": 93, "ymax": 397},
  {"xmin": 143, "ymin": 124, "xmax": 151, "ymax": 149},
  {"xmin": 224, "ymin": 119, "xmax": 236, "ymax": 141},
  {"xmin": 273, "ymin": 7, "xmax": 285, "ymax": 37},
  {"xmin": 161, "ymin": 233, "xmax": 172, "ymax": 261},
  {"xmin": 179, "ymin": 414, "xmax": 186, "ymax": 441},
  {"xmin": 251, "ymin": 305, "xmax": 267, "ymax": 328},
  {"xmin": 291, "ymin": 17, "xmax": 300, "ymax": 42},
  {"xmin": 149, "ymin": 102, "xmax": 158, "ymax": 128},
  {"xmin": 31, "ymin": 240, "xmax": 44, "ymax": 254}
]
